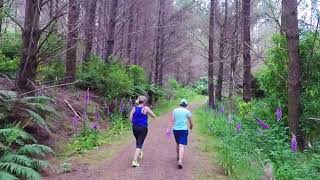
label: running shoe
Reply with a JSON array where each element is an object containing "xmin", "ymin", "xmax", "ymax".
[{"xmin": 132, "ymin": 160, "xmax": 140, "ymax": 167}]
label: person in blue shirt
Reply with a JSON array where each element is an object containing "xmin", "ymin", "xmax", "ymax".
[
  {"xmin": 129, "ymin": 96, "xmax": 156, "ymax": 167},
  {"xmin": 167, "ymin": 99, "xmax": 193, "ymax": 169}
]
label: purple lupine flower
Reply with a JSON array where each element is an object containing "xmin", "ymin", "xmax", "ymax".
[
  {"xmin": 119, "ymin": 98, "xmax": 125, "ymax": 113},
  {"xmin": 255, "ymin": 117, "xmax": 270, "ymax": 129},
  {"xmin": 106, "ymin": 104, "xmax": 110, "ymax": 116},
  {"xmin": 72, "ymin": 114, "xmax": 80, "ymax": 127},
  {"xmin": 95, "ymin": 109, "xmax": 100, "ymax": 121},
  {"xmin": 113, "ymin": 99, "xmax": 118, "ymax": 110},
  {"xmin": 236, "ymin": 123, "xmax": 241, "ymax": 132},
  {"xmin": 220, "ymin": 106, "xmax": 225, "ymax": 114},
  {"xmin": 275, "ymin": 106, "xmax": 282, "ymax": 122},
  {"xmin": 291, "ymin": 134, "xmax": 297, "ymax": 152},
  {"xmin": 84, "ymin": 88, "xmax": 90, "ymax": 105},
  {"xmin": 92, "ymin": 121, "xmax": 100, "ymax": 130}
]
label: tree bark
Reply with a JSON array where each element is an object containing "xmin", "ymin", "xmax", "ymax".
[
  {"xmin": 242, "ymin": 0, "xmax": 252, "ymax": 102},
  {"xmin": 281, "ymin": 0, "xmax": 305, "ymax": 151},
  {"xmin": 16, "ymin": 0, "xmax": 41, "ymax": 93},
  {"xmin": 216, "ymin": 0, "xmax": 228, "ymax": 101},
  {"xmin": 229, "ymin": 0, "xmax": 240, "ymax": 101},
  {"xmin": 65, "ymin": 0, "xmax": 80, "ymax": 82},
  {"xmin": 126, "ymin": 0, "xmax": 134, "ymax": 63},
  {"xmin": 208, "ymin": 0, "xmax": 216, "ymax": 109},
  {"xmin": 105, "ymin": 0, "xmax": 119, "ymax": 63},
  {"xmin": 0, "ymin": 0, "xmax": 4, "ymax": 37},
  {"xmin": 153, "ymin": 0, "xmax": 164, "ymax": 85},
  {"xmin": 83, "ymin": 0, "xmax": 97, "ymax": 62}
]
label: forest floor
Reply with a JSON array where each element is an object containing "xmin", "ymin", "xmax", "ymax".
[{"xmin": 45, "ymin": 101, "xmax": 226, "ymax": 180}]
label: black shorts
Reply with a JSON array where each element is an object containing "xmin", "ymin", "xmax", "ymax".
[{"xmin": 132, "ymin": 125, "xmax": 148, "ymax": 149}]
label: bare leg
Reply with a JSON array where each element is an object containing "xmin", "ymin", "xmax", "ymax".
[
  {"xmin": 178, "ymin": 144, "xmax": 184, "ymax": 168},
  {"xmin": 176, "ymin": 144, "xmax": 179, "ymax": 160},
  {"xmin": 133, "ymin": 148, "xmax": 141, "ymax": 161}
]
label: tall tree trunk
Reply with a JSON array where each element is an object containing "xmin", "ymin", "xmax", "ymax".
[
  {"xmin": 0, "ymin": 0, "xmax": 4, "ymax": 37},
  {"xmin": 281, "ymin": 0, "xmax": 305, "ymax": 151},
  {"xmin": 16, "ymin": 0, "xmax": 41, "ymax": 93},
  {"xmin": 0, "ymin": 0, "xmax": 5, "ymax": 38},
  {"xmin": 208, "ymin": 0, "xmax": 216, "ymax": 109},
  {"xmin": 242, "ymin": 0, "xmax": 252, "ymax": 102},
  {"xmin": 133, "ymin": 3, "xmax": 140, "ymax": 65},
  {"xmin": 216, "ymin": 0, "xmax": 228, "ymax": 101},
  {"xmin": 105, "ymin": 0, "xmax": 119, "ymax": 63},
  {"xmin": 153, "ymin": 0, "xmax": 164, "ymax": 85},
  {"xmin": 229, "ymin": 0, "xmax": 240, "ymax": 101},
  {"xmin": 126, "ymin": 0, "xmax": 134, "ymax": 63},
  {"xmin": 83, "ymin": 0, "xmax": 97, "ymax": 62},
  {"xmin": 49, "ymin": 0, "xmax": 54, "ymax": 19},
  {"xmin": 65, "ymin": 0, "xmax": 80, "ymax": 82}
]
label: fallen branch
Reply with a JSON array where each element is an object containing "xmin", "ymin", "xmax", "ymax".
[
  {"xmin": 64, "ymin": 99, "xmax": 81, "ymax": 119},
  {"xmin": 19, "ymin": 80, "xmax": 79, "ymax": 96}
]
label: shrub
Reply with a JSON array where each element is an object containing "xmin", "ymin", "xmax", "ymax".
[
  {"xmin": 0, "ymin": 32, "xmax": 21, "ymax": 59},
  {"xmin": 196, "ymin": 98, "xmax": 320, "ymax": 179},
  {"xmin": 77, "ymin": 56, "xmax": 133, "ymax": 99},
  {"xmin": 37, "ymin": 60, "xmax": 65, "ymax": 84},
  {"xmin": 68, "ymin": 113, "xmax": 130, "ymax": 154},
  {"xmin": 256, "ymin": 33, "xmax": 320, "ymax": 143},
  {"xmin": 128, "ymin": 65, "xmax": 147, "ymax": 86},
  {"xmin": 0, "ymin": 90, "xmax": 59, "ymax": 132},
  {"xmin": 0, "ymin": 52, "xmax": 19, "ymax": 78},
  {"xmin": 0, "ymin": 124, "xmax": 53, "ymax": 180},
  {"xmin": 0, "ymin": 90, "xmax": 56, "ymax": 179},
  {"xmin": 193, "ymin": 77, "xmax": 209, "ymax": 95}
]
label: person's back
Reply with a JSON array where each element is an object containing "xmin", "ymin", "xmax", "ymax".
[
  {"xmin": 167, "ymin": 99, "xmax": 193, "ymax": 169},
  {"xmin": 173, "ymin": 107, "xmax": 191, "ymax": 130},
  {"xmin": 132, "ymin": 106, "xmax": 148, "ymax": 127}
]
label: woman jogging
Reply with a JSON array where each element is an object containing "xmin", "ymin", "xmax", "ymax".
[
  {"xmin": 129, "ymin": 96, "xmax": 156, "ymax": 167},
  {"xmin": 167, "ymin": 99, "xmax": 193, "ymax": 169}
]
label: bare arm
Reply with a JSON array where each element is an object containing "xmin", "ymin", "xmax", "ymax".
[
  {"xmin": 168, "ymin": 113, "xmax": 174, "ymax": 129},
  {"xmin": 129, "ymin": 108, "xmax": 135, "ymax": 122},
  {"xmin": 147, "ymin": 107, "xmax": 156, "ymax": 118},
  {"xmin": 188, "ymin": 117, "xmax": 193, "ymax": 130}
]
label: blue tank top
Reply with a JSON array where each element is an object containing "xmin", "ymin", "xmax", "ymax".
[{"xmin": 132, "ymin": 107, "xmax": 148, "ymax": 127}]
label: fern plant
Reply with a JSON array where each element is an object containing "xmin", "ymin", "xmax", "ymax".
[
  {"xmin": 0, "ymin": 90, "xmax": 59, "ymax": 132},
  {"xmin": 0, "ymin": 124, "xmax": 54, "ymax": 180}
]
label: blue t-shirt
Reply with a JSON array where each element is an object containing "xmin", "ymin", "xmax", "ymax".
[{"xmin": 173, "ymin": 107, "xmax": 192, "ymax": 130}]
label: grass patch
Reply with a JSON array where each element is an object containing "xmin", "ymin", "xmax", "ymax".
[{"xmin": 194, "ymin": 103, "xmax": 320, "ymax": 180}]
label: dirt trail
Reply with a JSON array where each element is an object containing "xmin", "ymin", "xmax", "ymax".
[{"xmin": 45, "ymin": 102, "xmax": 226, "ymax": 180}]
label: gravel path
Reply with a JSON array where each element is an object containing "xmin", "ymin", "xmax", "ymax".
[{"xmin": 45, "ymin": 102, "xmax": 226, "ymax": 180}]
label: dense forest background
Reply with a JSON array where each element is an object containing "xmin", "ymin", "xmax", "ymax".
[{"xmin": 0, "ymin": 0, "xmax": 319, "ymax": 179}]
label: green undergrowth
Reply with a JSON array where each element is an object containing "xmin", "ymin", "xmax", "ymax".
[{"xmin": 195, "ymin": 104, "xmax": 320, "ymax": 180}]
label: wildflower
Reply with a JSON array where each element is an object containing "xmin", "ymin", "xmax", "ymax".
[
  {"xmin": 72, "ymin": 113, "xmax": 79, "ymax": 127},
  {"xmin": 119, "ymin": 98, "xmax": 125, "ymax": 113},
  {"xmin": 113, "ymin": 99, "xmax": 118, "ymax": 110},
  {"xmin": 92, "ymin": 121, "xmax": 99, "ymax": 130},
  {"xmin": 275, "ymin": 106, "xmax": 282, "ymax": 122},
  {"xmin": 220, "ymin": 106, "xmax": 225, "ymax": 114},
  {"xmin": 236, "ymin": 123, "xmax": 241, "ymax": 132},
  {"xmin": 106, "ymin": 106, "xmax": 111, "ymax": 117},
  {"xmin": 84, "ymin": 88, "xmax": 90, "ymax": 105},
  {"xmin": 95, "ymin": 109, "xmax": 100, "ymax": 121},
  {"xmin": 255, "ymin": 117, "xmax": 270, "ymax": 129},
  {"xmin": 291, "ymin": 133, "xmax": 297, "ymax": 152}
]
